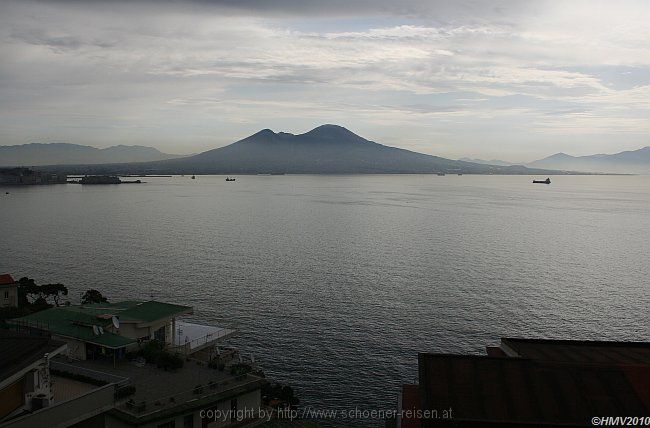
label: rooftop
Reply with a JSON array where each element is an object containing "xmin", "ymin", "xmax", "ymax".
[
  {"xmin": 501, "ymin": 337, "xmax": 650, "ymax": 364},
  {"xmin": 9, "ymin": 300, "xmax": 193, "ymax": 348},
  {"xmin": 419, "ymin": 354, "xmax": 650, "ymax": 427},
  {"xmin": 67, "ymin": 300, "xmax": 193, "ymax": 324},
  {"xmin": 10, "ymin": 307, "xmax": 136, "ymax": 349},
  {"xmin": 54, "ymin": 356, "xmax": 264, "ymax": 424},
  {"xmin": 0, "ymin": 330, "xmax": 66, "ymax": 383},
  {"xmin": 0, "ymin": 273, "xmax": 15, "ymax": 285},
  {"xmin": 417, "ymin": 338, "xmax": 650, "ymax": 427}
]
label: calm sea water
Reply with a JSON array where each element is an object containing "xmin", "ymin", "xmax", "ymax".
[{"xmin": 1, "ymin": 175, "xmax": 649, "ymax": 426}]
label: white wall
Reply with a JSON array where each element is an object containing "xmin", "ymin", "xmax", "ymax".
[{"xmin": 54, "ymin": 337, "xmax": 86, "ymax": 360}]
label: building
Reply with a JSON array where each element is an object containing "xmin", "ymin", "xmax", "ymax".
[
  {"xmin": 0, "ymin": 330, "xmax": 67, "ymax": 420},
  {"xmin": 4, "ymin": 300, "xmax": 263, "ymax": 427},
  {"xmin": 0, "ymin": 274, "xmax": 18, "ymax": 308},
  {"xmin": 0, "ymin": 168, "xmax": 67, "ymax": 185},
  {"xmin": 7, "ymin": 300, "xmax": 229, "ymax": 361},
  {"xmin": 0, "ymin": 330, "xmax": 140, "ymax": 428},
  {"xmin": 394, "ymin": 338, "xmax": 650, "ymax": 427}
]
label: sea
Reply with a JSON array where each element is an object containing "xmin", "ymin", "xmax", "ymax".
[{"xmin": 1, "ymin": 174, "xmax": 649, "ymax": 426}]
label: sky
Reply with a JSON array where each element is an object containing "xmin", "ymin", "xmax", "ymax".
[{"xmin": 1, "ymin": 0, "xmax": 650, "ymax": 162}]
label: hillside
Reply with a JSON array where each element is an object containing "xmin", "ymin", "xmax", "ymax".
[
  {"xmin": 0, "ymin": 143, "xmax": 183, "ymax": 166},
  {"xmin": 113, "ymin": 125, "xmax": 555, "ymax": 175},
  {"xmin": 528, "ymin": 147, "xmax": 650, "ymax": 173}
]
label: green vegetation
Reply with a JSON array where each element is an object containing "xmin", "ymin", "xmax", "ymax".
[
  {"xmin": 262, "ymin": 382, "xmax": 300, "ymax": 408},
  {"xmin": 130, "ymin": 340, "xmax": 183, "ymax": 371},
  {"xmin": 0, "ymin": 277, "xmax": 70, "ymax": 322},
  {"xmin": 81, "ymin": 289, "xmax": 108, "ymax": 304},
  {"xmin": 18, "ymin": 277, "xmax": 68, "ymax": 307}
]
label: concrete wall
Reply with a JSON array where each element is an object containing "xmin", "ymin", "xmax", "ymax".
[
  {"xmin": 111, "ymin": 320, "xmax": 169, "ymax": 342},
  {"xmin": 104, "ymin": 388, "xmax": 262, "ymax": 428},
  {"xmin": 0, "ymin": 384, "xmax": 115, "ymax": 428},
  {"xmin": 206, "ymin": 389, "xmax": 262, "ymax": 428},
  {"xmin": 54, "ymin": 337, "xmax": 86, "ymax": 360}
]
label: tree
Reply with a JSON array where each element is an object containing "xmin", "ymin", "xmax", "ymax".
[
  {"xmin": 17, "ymin": 277, "xmax": 68, "ymax": 307},
  {"xmin": 41, "ymin": 283, "xmax": 68, "ymax": 306},
  {"xmin": 17, "ymin": 277, "xmax": 36, "ymax": 306},
  {"xmin": 81, "ymin": 289, "xmax": 108, "ymax": 305}
]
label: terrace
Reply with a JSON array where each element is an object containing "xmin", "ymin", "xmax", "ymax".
[
  {"xmin": 51, "ymin": 354, "xmax": 264, "ymax": 423},
  {"xmin": 172, "ymin": 320, "xmax": 235, "ymax": 354}
]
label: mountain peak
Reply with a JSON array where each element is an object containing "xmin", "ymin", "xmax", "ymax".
[
  {"xmin": 253, "ymin": 128, "xmax": 276, "ymax": 137},
  {"xmin": 304, "ymin": 124, "xmax": 352, "ymax": 135},
  {"xmin": 300, "ymin": 124, "xmax": 366, "ymax": 143}
]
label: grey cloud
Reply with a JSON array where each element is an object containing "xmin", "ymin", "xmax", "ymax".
[
  {"xmin": 1, "ymin": 0, "xmax": 650, "ymax": 158},
  {"xmin": 10, "ymin": 28, "xmax": 118, "ymax": 50},
  {"xmin": 13, "ymin": 0, "xmax": 541, "ymax": 20}
]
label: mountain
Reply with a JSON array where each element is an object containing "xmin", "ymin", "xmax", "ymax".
[
  {"xmin": 103, "ymin": 124, "xmax": 555, "ymax": 175},
  {"xmin": 0, "ymin": 143, "xmax": 183, "ymax": 167},
  {"xmin": 528, "ymin": 147, "xmax": 650, "ymax": 173},
  {"xmin": 459, "ymin": 158, "xmax": 519, "ymax": 166}
]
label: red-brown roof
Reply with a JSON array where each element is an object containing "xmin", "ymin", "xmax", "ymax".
[
  {"xmin": 501, "ymin": 337, "xmax": 650, "ymax": 364},
  {"xmin": 401, "ymin": 384, "xmax": 422, "ymax": 428},
  {"xmin": 418, "ymin": 353, "xmax": 650, "ymax": 427},
  {"xmin": 0, "ymin": 274, "xmax": 15, "ymax": 285}
]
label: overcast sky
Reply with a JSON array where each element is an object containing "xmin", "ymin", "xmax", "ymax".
[{"xmin": 1, "ymin": 0, "xmax": 649, "ymax": 161}]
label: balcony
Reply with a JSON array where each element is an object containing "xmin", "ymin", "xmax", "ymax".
[{"xmin": 172, "ymin": 320, "xmax": 235, "ymax": 354}]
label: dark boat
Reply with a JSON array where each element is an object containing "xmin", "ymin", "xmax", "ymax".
[
  {"xmin": 225, "ymin": 177, "xmax": 236, "ymax": 182},
  {"xmin": 533, "ymin": 178, "xmax": 551, "ymax": 184},
  {"xmin": 191, "ymin": 175, "xmax": 196, "ymax": 179}
]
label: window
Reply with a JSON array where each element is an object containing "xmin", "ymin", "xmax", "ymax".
[
  {"xmin": 3, "ymin": 291, "xmax": 8, "ymax": 299},
  {"xmin": 154, "ymin": 326, "xmax": 166, "ymax": 342},
  {"xmin": 183, "ymin": 414, "xmax": 194, "ymax": 428}
]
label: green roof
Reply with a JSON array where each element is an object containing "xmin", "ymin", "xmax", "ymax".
[
  {"xmin": 117, "ymin": 301, "xmax": 193, "ymax": 323},
  {"xmin": 10, "ymin": 307, "xmax": 136, "ymax": 349},
  {"xmin": 8, "ymin": 300, "xmax": 191, "ymax": 348},
  {"xmin": 58, "ymin": 300, "xmax": 192, "ymax": 323}
]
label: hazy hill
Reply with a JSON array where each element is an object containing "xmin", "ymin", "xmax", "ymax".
[
  {"xmin": 0, "ymin": 143, "xmax": 183, "ymax": 166},
  {"xmin": 459, "ymin": 158, "xmax": 519, "ymax": 166},
  {"xmin": 528, "ymin": 147, "xmax": 650, "ymax": 173},
  {"xmin": 124, "ymin": 124, "xmax": 553, "ymax": 175}
]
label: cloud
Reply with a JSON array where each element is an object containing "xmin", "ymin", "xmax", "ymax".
[{"xmin": 0, "ymin": 0, "xmax": 649, "ymax": 159}]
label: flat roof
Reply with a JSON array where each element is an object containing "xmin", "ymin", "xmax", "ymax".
[
  {"xmin": 501, "ymin": 338, "xmax": 650, "ymax": 364},
  {"xmin": 418, "ymin": 353, "xmax": 650, "ymax": 427},
  {"xmin": 0, "ymin": 330, "xmax": 66, "ymax": 382}
]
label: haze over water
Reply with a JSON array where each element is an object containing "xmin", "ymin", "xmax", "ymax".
[{"xmin": 1, "ymin": 175, "xmax": 649, "ymax": 426}]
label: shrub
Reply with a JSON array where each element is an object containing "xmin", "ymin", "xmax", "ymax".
[
  {"xmin": 229, "ymin": 363, "xmax": 253, "ymax": 376},
  {"xmin": 133, "ymin": 340, "xmax": 183, "ymax": 371},
  {"xmin": 208, "ymin": 359, "xmax": 226, "ymax": 371},
  {"xmin": 262, "ymin": 382, "xmax": 300, "ymax": 407}
]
